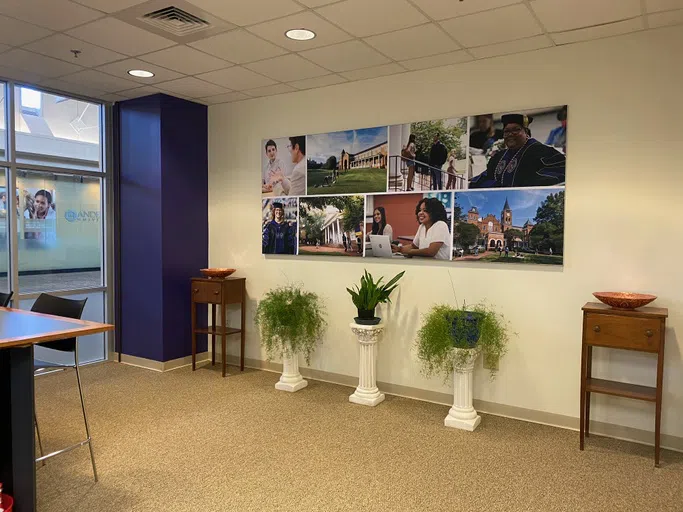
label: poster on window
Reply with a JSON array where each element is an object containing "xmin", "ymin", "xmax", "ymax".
[{"xmin": 21, "ymin": 188, "xmax": 57, "ymax": 243}]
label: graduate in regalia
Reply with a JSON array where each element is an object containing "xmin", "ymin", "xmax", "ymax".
[{"xmin": 262, "ymin": 201, "xmax": 297, "ymax": 255}]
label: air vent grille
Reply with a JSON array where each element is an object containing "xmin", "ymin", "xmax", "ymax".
[{"xmin": 139, "ymin": 6, "xmax": 211, "ymax": 37}]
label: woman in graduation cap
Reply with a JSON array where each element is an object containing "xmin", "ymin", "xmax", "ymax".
[{"xmin": 469, "ymin": 113, "xmax": 566, "ymax": 188}]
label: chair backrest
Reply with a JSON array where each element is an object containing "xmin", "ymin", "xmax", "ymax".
[
  {"xmin": 31, "ymin": 294, "xmax": 88, "ymax": 352},
  {"xmin": 0, "ymin": 291, "xmax": 13, "ymax": 308}
]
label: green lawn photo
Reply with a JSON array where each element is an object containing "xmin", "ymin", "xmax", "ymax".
[
  {"xmin": 307, "ymin": 167, "xmax": 387, "ymax": 195},
  {"xmin": 457, "ymin": 252, "xmax": 563, "ymax": 265}
]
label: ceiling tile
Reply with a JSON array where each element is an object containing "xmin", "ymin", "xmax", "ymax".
[
  {"xmin": 341, "ymin": 63, "xmax": 405, "ymax": 81},
  {"xmin": 365, "ymin": 23, "xmax": 459, "ymax": 61},
  {"xmin": 297, "ymin": 0, "xmax": 337, "ymax": 6},
  {"xmin": 59, "ymin": 69, "xmax": 140, "ymax": 93},
  {"xmin": 39, "ymin": 78, "xmax": 106, "ymax": 98},
  {"xmin": 316, "ymin": 0, "xmax": 428, "ymax": 37},
  {"xmin": 71, "ymin": 0, "xmax": 147, "ymax": 13},
  {"xmin": 200, "ymin": 91, "xmax": 250, "ymax": 104},
  {"xmin": 156, "ymin": 76, "xmax": 230, "ymax": 97},
  {"xmin": 116, "ymin": 86, "xmax": 163, "ymax": 98},
  {"xmin": 245, "ymin": 54, "xmax": 329, "ymax": 83},
  {"xmin": 551, "ymin": 17, "xmax": 644, "ymax": 45},
  {"xmin": 244, "ymin": 83, "xmax": 296, "ymax": 97},
  {"xmin": 189, "ymin": 30, "xmax": 287, "ymax": 64},
  {"xmin": 197, "ymin": 66, "xmax": 276, "ymax": 90},
  {"xmin": 646, "ymin": 0, "xmax": 683, "ymax": 12},
  {"xmin": 247, "ymin": 11, "xmax": 353, "ymax": 51},
  {"xmin": 647, "ymin": 8, "xmax": 683, "ymax": 26},
  {"xmin": 288, "ymin": 74, "xmax": 347, "ymax": 90},
  {"xmin": 138, "ymin": 46, "xmax": 231, "ymax": 75},
  {"xmin": 300, "ymin": 40, "xmax": 391, "ymax": 73},
  {"xmin": 100, "ymin": 93, "xmax": 129, "ymax": 103},
  {"xmin": 0, "ymin": 49, "xmax": 83, "ymax": 77},
  {"xmin": 400, "ymin": 50, "xmax": 472, "ymax": 70},
  {"xmin": 529, "ymin": 0, "xmax": 642, "ymax": 32},
  {"xmin": 186, "ymin": 0, "xmax": 303, "ymax": 26},
  {"xmin": 468, "ymin": 34, "xmax": 552, "ymax": 59},
  {"xmin": 0, "ymin": 0, "xmax": 103, "ymax": 31},
  {"xmin": 440, "ymin": 4, "xmax": 542, "ymax": 47},
  {"xmin": 24, "ymin": 34, "xmax": 127, "ymax": 68},
  {"xmin": 0, "ymin": 65, "xmax": 45, "ymax": 84},
  {"xmin": 409, "ymin": 0, "xmax": 523, "ymax": 21},
  {"xmin": 0, "ymin": 14, "xmax": 53, "ymax": 47},
  {"xmin": 0, "ymin": 44, "xmax": 9, "ymax": 53},
  {"xmin": 97, "ymin": 58, "xmax": 184, "ymax": 84},
  {"xmin": 67, "ymin": 18, "xmax": 175, "ymax": 56}
]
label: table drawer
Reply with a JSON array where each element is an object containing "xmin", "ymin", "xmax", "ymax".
[
  {"xmin": 192, "ymin": 281, "xmax": 222, "ymax": 303},
  {"xmin": 585, "ymin": 313, "xmax": 660, "ymax": 352}
]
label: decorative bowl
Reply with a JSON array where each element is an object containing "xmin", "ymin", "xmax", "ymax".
[
  {"xmin": 200, "ymin": 268, "xmax": 236, "ymax": 279},
  {"xmin": 593, "ymin": 292, "xmax": 657, "ymax": 310}
]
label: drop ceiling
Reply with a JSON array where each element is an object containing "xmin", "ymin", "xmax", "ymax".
[{"xmin": 0, "ymin": 0, "xmax": 680, "ymax": 105}]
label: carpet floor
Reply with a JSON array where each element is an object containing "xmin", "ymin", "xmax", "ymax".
[{"xmin": 34, "ymin": 362, "xmax": 683, "ymax": 512}]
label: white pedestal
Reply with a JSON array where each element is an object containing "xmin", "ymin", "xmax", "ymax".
[
  {"xmin": 349, "ymin": 322, "xmax": 385, "ymax": 406},
  {"xmin": 275, "ymin": 351, "xmax": 308, "ymax": 392},
  {"xmin": 444, "ymin": 348, "xmax": 481, "ymax": 431}
]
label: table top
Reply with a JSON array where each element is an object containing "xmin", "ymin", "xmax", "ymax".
[
  {"xmin": 0, "ymin": 307, "xmax": 114, "ymax": 349},
  {"xmin": 582, "ymin": 302, "xmax": 668, "ymax": 318}
]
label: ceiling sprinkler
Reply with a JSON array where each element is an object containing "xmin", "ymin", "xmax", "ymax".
[{"xmin": 70, "ymin": 49, "xmax": 81, "ymax": 59}]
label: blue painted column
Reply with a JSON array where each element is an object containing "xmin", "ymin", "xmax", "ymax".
[{"xmin": 117, "ymin": 94, "xmax": 208, "ymax": 363}]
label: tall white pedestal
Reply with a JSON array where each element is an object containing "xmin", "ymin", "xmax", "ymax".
[
  {"xmin": 444, "ymin": 348, "xmax": 481, "ymax": 431},
  {"xmin": 349, "ymin": 322, "xmax": 385, "ymax": 406},
  {"xmin": 275, "ymin": 351, "xmax": 308, "ymax": 392}
]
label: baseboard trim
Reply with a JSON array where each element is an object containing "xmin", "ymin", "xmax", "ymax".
[
  {"xmin": 113, "ymin": 352, "xmax": 210, "ymax": 372},
  {"xmin": 214, "ymin": 354, "xmax": 683, "ymax": 453}
]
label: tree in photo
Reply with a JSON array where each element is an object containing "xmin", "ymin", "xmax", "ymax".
[
  {"xmin": 504, "ymin": 228, "xmax": 524, "ymax": 250},
  {"xmin": 307, "ymin": 158, "xmax": 323, "ymax": 170},
  {"xmin": 300, "ymin": 210, "xmax": 325, "ymax": 245},
  {"xmin": 324, "ymin": 155, "xmax": 338, "ymax": 171},
  {"xmin": 411, "ymin": 119, "xmax": 467, "ymax": 166},
  {"xmin": 454, "ymin": 222, "xmax": 480, "ymax": 252},
  {"xmin": 299, "ymin": 196, "xmax": 365, "ymax": 236},
  {"xmin": 530, "ymin": 191, "xmax": 565, "ymax": 254}
]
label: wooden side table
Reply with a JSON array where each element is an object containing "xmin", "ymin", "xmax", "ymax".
[
  {"xmin": 191, "ymin": 277, "xmax": 246, "ymax": 377},
  {"xmin": 580, "ymin": 302, "xmax": 668, "ymax": 466}
]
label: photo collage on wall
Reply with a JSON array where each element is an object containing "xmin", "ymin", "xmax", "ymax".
[{"xmin": 261, "ymin": 105, "xmax": 567, "ymax": 266}]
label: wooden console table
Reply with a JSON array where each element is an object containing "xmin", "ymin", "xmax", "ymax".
[
  {"xmin": 580, "ymin": 302, "xmax": 668, "ymax": 466},
  {"xmin": 191, "ymin": 277, "xmax": 245, "ymax": 377}
]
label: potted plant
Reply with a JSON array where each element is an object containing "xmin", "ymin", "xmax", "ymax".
[
  {"xmin": 416, "ymin": 302, "xmax": 511, "ymax": 430},
  {"xmin": 347, "ymin": 270, "xmax": 405, "ymax": 325},
  {"xmin": 254, "ymin": 284, "xmax": 326, "ymax": 392}
]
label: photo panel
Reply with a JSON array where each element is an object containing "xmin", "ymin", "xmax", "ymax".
[
  {"xmin": 388, "ymin": 117, "xmax": 468, "ymax": 193},
  {"xmin": 365, "ymin": 192, "xmax": 452, "ymax": 261},
  {"xmin": 452, "ymin": 187, "xmax": 564, "ymax": 265},
  {"xmin": 298, "ymin": 195, "xmax": 365, "ymax": 257},
  {"xmin": 261, "ymin": 135, "xmax": 307, "ymax": 197},
  {"xmin": 307, "ymin": 127, "xmax": 388, "ymax": 196},
  {"xmin": 262, "ymin": 197, "xmax": 299, "ymax": 255},
  {"xmin": 468, "ymin": 106, "xmax": 567, "ymax": 189}
]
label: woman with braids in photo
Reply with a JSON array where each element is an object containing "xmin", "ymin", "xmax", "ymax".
[{"xmin": 393, "ymin": 197, "xmax": 451, "ymax": 260}]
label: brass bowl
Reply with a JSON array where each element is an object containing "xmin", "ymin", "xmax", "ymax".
[
  {"xmin": 200, "ymin": 268, "xmax": 236, "ymax": 279},
  {"xmin": 593, "ymin": 292, "xmax": 657, "ymax": 310}
]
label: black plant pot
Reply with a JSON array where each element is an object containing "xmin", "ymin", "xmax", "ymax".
[
  {"xmin": 451, "ymin": 311, "xmax": 482, "ymax": 348},
  {"xmin": 355, "ymin": 308, "xmax": 381, "ymax": 326}
]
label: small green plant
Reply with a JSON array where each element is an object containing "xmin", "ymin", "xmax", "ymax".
[
  {"xmin": 346, "ymin": 270, "xmax": 405, "ymax": 314},
  {"xmin": 254, "ymin": 284, "xmax": 326, "ymax": 364},
  {"xmin": 416, "ymin": 302, "xmax": 511, "ymax": 381}
]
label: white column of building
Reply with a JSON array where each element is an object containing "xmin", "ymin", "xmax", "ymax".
[{"xmin": 336, "ymin": 219, "xmax": 341, "ymax": 244}]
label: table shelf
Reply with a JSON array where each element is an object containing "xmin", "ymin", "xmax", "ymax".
[
  {"xmin": 585, "ymin": 378, "xmax": 657, "ymax": 402},
  {"xmin": 194, "ymin": 326, "xmax": 241, "ymax": 336}
]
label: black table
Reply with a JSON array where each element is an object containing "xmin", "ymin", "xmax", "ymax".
[{"xmin": 0, "ymin": 307, "xmax": 113, "ymax": 512}]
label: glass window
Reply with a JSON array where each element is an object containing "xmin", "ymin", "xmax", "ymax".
[
  {"xmin": 0, "ymin": 168, "xmax": 8, "ymax": 293},
  {"xmin": 0, "ymin": 83, "xmax": 6, "ymax": 161},
  {"xmin": 14, "ymin": 86, "xmax": 101, "ymax": 172},
  {"xmin": 17, "ymin": 170, "xmax": 102, "ymax": 293}
]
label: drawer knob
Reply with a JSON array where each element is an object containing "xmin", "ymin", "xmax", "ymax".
[
  {"xmin": 645, "ymin": 329, "xmax": 653, "ymax": 338},
  {"xmin": 213, "ymin": 291, "xmax": 220, "ymax": 295},
  {"xmin": 593, "ymin": 325, "xmax": 600, "ymax": 333},
  {"xmin": 193, "ymin": 289, "xmax": 199, "ymax": 293}
]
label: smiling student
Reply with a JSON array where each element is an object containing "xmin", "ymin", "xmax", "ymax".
[{"xmin": 393, "ymin": 197, "xmax": 450, "ymax": 260}]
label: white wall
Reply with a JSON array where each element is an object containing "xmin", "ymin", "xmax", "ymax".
[{"xmin": 209, "ymin": 26, "xmax": 683, "ymax": 438}]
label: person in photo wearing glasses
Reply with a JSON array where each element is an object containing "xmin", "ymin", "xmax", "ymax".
[{"xmin": 470, "ymin": 113, "xmax": 565, "ymax": 188}]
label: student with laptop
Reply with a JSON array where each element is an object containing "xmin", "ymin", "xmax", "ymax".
[{"xmin": 368, "ymin": 206, "xmax": 398, "ymax": 258}]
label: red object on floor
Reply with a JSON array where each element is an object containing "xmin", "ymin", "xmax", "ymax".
[{"xmin": 1, "ymin": 493, "xmax": 14, "ymax": 511}]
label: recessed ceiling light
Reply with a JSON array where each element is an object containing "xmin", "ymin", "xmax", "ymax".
[
  {"xmin": 285, "ymin": 28, "xmax": 316, "ymax": 41},
  {"xmin": 128, "ymin": 69, "xmax": 155, "ymax": 78}
]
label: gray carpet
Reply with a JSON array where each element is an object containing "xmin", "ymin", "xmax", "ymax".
[{"xmin": 34, "ymin": 362, "xmax": 683, "ymax": 512}]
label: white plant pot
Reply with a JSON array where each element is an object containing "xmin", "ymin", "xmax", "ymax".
[
  {"xmin": 275, "ymin": 350, "xmax": 308, "ymax": 392},
  {"xmin": 444, "ymin": 347, "xmax": 481, "ymax": 431},
  {"xmin": 349, "ymin": 322, "xmax": 385, "ymax": 406}
]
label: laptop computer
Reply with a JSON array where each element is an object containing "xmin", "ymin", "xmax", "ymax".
[{"xmin": 369, "ymin": 235, "xmax": 394, "ymax": 258}]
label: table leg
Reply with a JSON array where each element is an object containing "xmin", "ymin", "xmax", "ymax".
[
  {"xmin": 0, "ymin": 346, "xmax": 37, "ymax": 512},
  {"xmin": 221, "ymin": 302, "xmax": 227, "ymax": 378},
  {"xmin": 240, "ymin": 282, "xmax": 245, "ymax": 372},
  {"xmin": 655, "ymin": 336, "xmax": 665, "ymax": 467},
  {"xmin": 191, "ymin": 300, "xmax": 196, "ymax": 371},
  {"xmin": 585, "ymin": 346, "xmax": 592, "ymax": 438},
  {"xmin": 579, "ymin": 342, "xmax": 587, "ymax": 451},
  {"xmin": 211, "ymin": 304, "xmax": 216, "ymax": 366}
]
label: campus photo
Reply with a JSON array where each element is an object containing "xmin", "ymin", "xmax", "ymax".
[
  {"xmin": 452, "ymin": 188, "xmax": 565, "ymax": 265},
  {"xmin": 468, "ymin": 106, "xmax": 567, "ymax": 189},
  {"xmin": 298, "ymin": 195, "xmax": 365, "ymax": 256},
  {"xmin": 261, "ymin": 136, "xmax": 307, "ymax": 197},
  {"xmin": 261, "ymin": 197, "xmax": 298, "ymax": 255},
  {"xmin": 388, "ymin": 118, "xmax": 468, "ymax": 193},
  {"xmin": 365, "ymin": 192, "xmax": 452, "ymax": 260},
  {"xmin": 307, "ymin": 127, "xmax": 388, "ymax": 195}
]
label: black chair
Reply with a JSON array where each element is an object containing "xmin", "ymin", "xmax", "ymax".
[
  {"xmin": 0, "ymin": 291, "xmax": 13, "ymax": 307},
  {"xmin": 31, "ymin": 294, "xmax": 97, "ymax": 481}
]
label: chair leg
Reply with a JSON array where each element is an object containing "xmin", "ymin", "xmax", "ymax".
[
  {"xmin": 74, "ymin": 358, "xmax": 98, "ymax": 482},
  {"xmin": 34, "ymin": 410, "xmax": 45, "ymax": 466}
]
